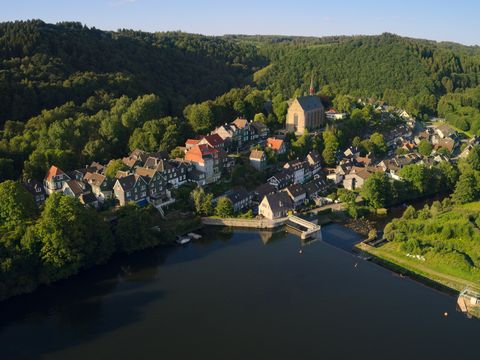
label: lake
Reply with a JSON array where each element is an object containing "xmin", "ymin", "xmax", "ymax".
[{"xmin": 1, "ymin": 224, "xmax": 479, "ymax": 360}]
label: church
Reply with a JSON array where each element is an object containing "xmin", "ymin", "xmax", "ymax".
[{"xmin": 285, "ymin": 80, "xmax": 325, "ymax": 134}]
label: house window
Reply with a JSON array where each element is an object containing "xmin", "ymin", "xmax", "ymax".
[
  {"xmin": 293, "ymin": 113, "xmax": 298, "ymax": 131},
  {"xmin": 126, "ymin": 191, "xmax": 131, "ymax": 197}
]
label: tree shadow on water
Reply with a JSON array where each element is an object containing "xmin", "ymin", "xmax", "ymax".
[{"xmin": 0, "ymin": 258, "xmax": 166, "ymax": 359}]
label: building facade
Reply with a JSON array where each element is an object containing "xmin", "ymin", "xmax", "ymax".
[{"xmin": 286, "ymin": 96, "xmax": 325, "ymax": 134}]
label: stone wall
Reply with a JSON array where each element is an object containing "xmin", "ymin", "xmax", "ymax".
[{"xmin": 201, "ymin": 217, "xmax": 287, "ymax": 229}]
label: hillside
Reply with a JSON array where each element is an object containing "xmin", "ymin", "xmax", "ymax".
[
  {"xmin": 369, "ymin": 201, "xmax": 480, "ymax": 290},
  {"xmin": 252, "ymin": 33, "xmax": 480, "ymax": 116},
  {"xmin": 0, "ymin": 20, "xmax": 265, "ymax": 124}
]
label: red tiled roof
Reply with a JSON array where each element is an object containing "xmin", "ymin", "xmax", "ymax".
[
  {"xmin": 186, "ymin": 139, "xmax": 201, "ymax": 145},
  {"xmin": 185, "ymin": 144, "xmax": 218, "ymax": 164},
  {"xmin": 267, "ymin": 138, "xmax": 284, "ymax": 151},
  {"xmin": 44, "ymin": 165, "xmax": 66, "ymax": 181}
]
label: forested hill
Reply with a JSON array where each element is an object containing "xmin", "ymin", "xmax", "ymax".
[
  {"xmin": 251, "ymin": 33, "xmax": 480, "ymax": 116},
  {"xmin": 2, "ymin": 22, "xmax": 480, "ymax": 125},
  {"xmin": 0, "ymin": 20, "xmax": 265, "ymax": 124}
]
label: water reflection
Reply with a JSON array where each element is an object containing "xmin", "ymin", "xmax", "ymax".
[{"xmin": 0, "ymin": 225, "xmax": 479, "ymax": 360}]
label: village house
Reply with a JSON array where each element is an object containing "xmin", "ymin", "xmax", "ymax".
[
  {"xmin": 435, "ymin": 124, "xmax": 456, "ymax": 139},
  {"xmin": 231, "ymin": 118, "xmax": 251, "ymax": 146},
  {"xmin": 414, "ymin": 129, "xmax": 434, "ymax": 145},
  {"xmin": 223, "ymin": 187, "xmax": 253, "ymax": 213},
  {"xmin": 343, "ymin": 170, "xmax": 370, "ymax": 190},
  {"xmin": 185, "ymin": 139, "xmax": 201, "ymax": 151},
  {"xmin": 83, "ymin": 172, "xmax": 113, "ymax": 202},
  {"xmin": 113, "ymin": 174, "xmax": 148, "ymax": 206},
  {"xmin": 253, "ymin": 183, "xmax": 277, "ymax": 203},
  {"xmin": 62, "ymin": 179, "xmax": 91, "ymax": 199},
  {"xmin": 258, "ymin": 192, "xmax": 293, "ymax": 220},
  {"xmin": 211, "ymin": 123, "xmax": 238, "ymax": 150},
  {"xmin": 283, "ymin": 160, "xmax": 310, "ymax": 184},
  {"xmin": 353, "ymin": 154, "xmax": 373, "ymax": 167},
  {"xmin": 44, "ymin": 165, "xmax": 71, "ymax": 195},
  {"xmin": 144, "ymin": 157, "xmax": 190, "ymax": 188},
  {"xmin": 199, "ymin": 133, "xmax": 225, "ymax": 151},
  {"xmin": 304, "ymin": 178, "xmax": 329, "ymax": 200},
  {"xmin": 187, "ymin": 168, "xmax": 207, "ymax": 186},
  {"xmin": 325, "ymin": 108, "xmax": 347, "ymax": 120},
  {"xmin": 89, "ymin": 161, "xmax": 106, "ymax": 174},
  {"xmin": 249, "ymin": 149, "xmax": 267, "ymax": 171},
  {"xmin": 326, "ymin": 163, "xmax": 351, "ymax": 184},
  {"xmin": 435, "ymin": 137, "xmax": 456, "ymax": 153},
  {"xmin": 23, "ymin": 179, "xmax": 47, "ymax": 207},
  {"xmin": 283, "ymin": 183, "xmax": 307, "ymax": 209},
  {"xmin": 250, "ymin": 121, "xmax": 269, "ymax": 140},
  {"xmin": 120, "ymin": 148, "xmax": 157, "ymax": 169},
  {"xmin": 267, "ymin": 169, "xmax": 294, "ymax": 190},
  {"xmin": 135, "ymin": 167, "xmax": 171, "ymax": 207},
  {"xmin": 325, "ymin": 168, "xmax": 343, "ymax": 185},
  {"xmin": 343, "ymin": 166, "xmax": 383, "ymax": 190},
  {"xmin": 185, "ymin": 144, "xmax": 222, "ymax": 184},
  {"xmin": 266, "ymin": 137, "xmax": 286, "ymax": 154},
  {"xmin": 79, "ymin": 192, "xmax": 99, "ymax": 208},
  {"xmin": 384, "ymin": 124, "xmax": 412, "ymax": 148},
  {"xmin": 286, "ymin": 95, "xmax": 325, "ymax": 134},
  {"xmin": 459, "ymin": 136, "xmax": 480, "ymax": 158},
  {"xmin": 306, "ymin": 150, "xmax": 322, "ymax": 175},
  {"xmin": 343, "ymin": 147, "xmax": 361, "ymax": 159},
  {"xmin": 398, "ymin": 110, "xmax": 412, "ymax": 119}
]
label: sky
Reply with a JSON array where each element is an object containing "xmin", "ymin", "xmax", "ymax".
[{"xmin": 1, "ymin": 0, "xmax": 480, "ymax": 45}]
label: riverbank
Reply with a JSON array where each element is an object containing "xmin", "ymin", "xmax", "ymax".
[{"xmin": 355, "ymin": 242, "xmax": 472, "ymax": 294}]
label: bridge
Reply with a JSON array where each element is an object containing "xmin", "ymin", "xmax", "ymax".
[{"xmin": 286, "ymin": 215, "xmax": 322, "ymax": 240}]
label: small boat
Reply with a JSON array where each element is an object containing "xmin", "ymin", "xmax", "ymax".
[
  {"xmin": 176, "ymin": 235, "xmax": 191, "ymax": 245},
  {"xmin": 188, "ymin": 232, "xmax": 202, "ymax": 240}
]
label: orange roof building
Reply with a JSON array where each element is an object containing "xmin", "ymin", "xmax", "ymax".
[
  {"xmin": 266, "ymin": 137, "xmax": 286, "ymax": 154},
  {"xmin": 44, "ymin": 165, "xmax": 70, "ymax": 194}
]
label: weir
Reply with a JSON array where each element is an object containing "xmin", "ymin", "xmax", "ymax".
[{"xmin": 286, "ymin": 215, "xmax": 322, "ymax": 240}]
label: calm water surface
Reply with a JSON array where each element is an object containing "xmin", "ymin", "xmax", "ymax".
[{"xmin": 1, "ymin": 225, "xmax": 479, "ymax": 360}]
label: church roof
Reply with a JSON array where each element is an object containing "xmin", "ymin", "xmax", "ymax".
[{"xmin": 295, "ymin": 96, "xmax": 323, "ymax": 111}]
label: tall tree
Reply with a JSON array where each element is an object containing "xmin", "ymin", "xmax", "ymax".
[
  {"xmin": 361, "ymin": 172, "xmax": 391, "ymax": 208},
  {"xmin": 0, "ymin": 180, "xmax": 36, "ymax": 230}
]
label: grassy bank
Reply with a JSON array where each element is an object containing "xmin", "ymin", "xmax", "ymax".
[{"xmin": 357, "ymin": 242, "xmax": 478, "ymax": 292}]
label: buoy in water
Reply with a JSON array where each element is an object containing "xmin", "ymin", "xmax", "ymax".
[
  {"xmin": 298, "ymin": 250, "xmax": 303, "ymax": 254},
  {"xmin": 444, "ymin": 312, "xmax": 448, "ymax": 317}
]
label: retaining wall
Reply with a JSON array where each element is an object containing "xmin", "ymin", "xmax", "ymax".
[{"xmin": 201, "ymin": 217, "xmax": 287, "ymax": 229}]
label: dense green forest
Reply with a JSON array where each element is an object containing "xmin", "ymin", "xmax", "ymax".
[
  {"xmin": 252, "ymin": 33, "xmax": 480, "ymax": 117},
  {"xmin": 0, "ymin": 20, "xmax": 264, "ymax": 124}
]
